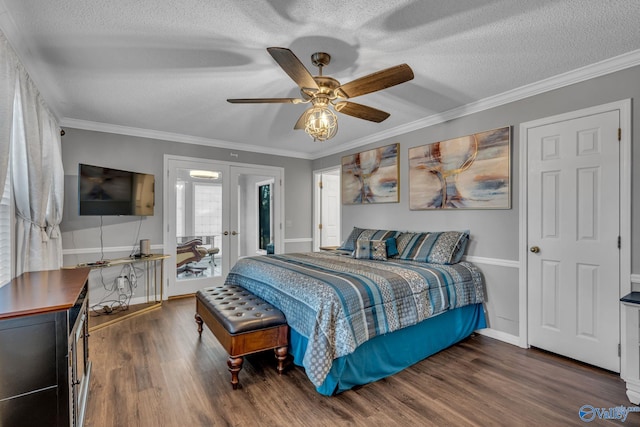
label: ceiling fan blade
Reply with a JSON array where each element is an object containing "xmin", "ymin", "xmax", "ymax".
[
  {"xmin": 227, "ymin": 98, "xmax": 304, "ymax": 104},
  {"xmin": 267, "ymin": 47, "xmax": 319, "ymax": 91},
  {"xmin": 334, "ymin": 101, "xmax": 390, "ymax": 123},
  {"xmin": 338, "ymin": 64, "xmax": 414, "ymax": 98},
  {"xmin": 293, "ymin": 110, "xmax": 308, "ymax": 130}
]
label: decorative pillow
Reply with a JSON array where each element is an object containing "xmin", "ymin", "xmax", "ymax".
[
  {"xmin": 338, "ymin": 227, "xmax": 364, "ymax": 252},
  {"xmin": 398, "ymin": 231, "xmax": 469, "ymax": 264},
  {"xmin": 395, "ymin": 232, "xmax": 416, "ymax": 256},
  {"xmin": 359, "ymin": 230, "xmax": 401, "ymax": 258},
  {"xmin": 354, "ymin": 238, "xmax": 387, "ymax": 261},
  {"xmin": 385, "ymin": 237, "xmax": 399, "ymax": 258},
  {"xmin": 338, "ymin": 228, "xmax": 401, "ymax": 253},
  {"xmin": 357, "ymin": 229, "xmax": 399, "ymax": 242}
]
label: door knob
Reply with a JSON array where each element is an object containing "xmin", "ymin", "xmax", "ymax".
[
  {"xmin": 231, "ymin": 231, "xmax": 238, "ymax": 236},
  {"xmin": 223, "ymin": 231, "xmax": 229, "ymax": 236},
  {"xmin": 530, "ymin": 246, "xmax": 540, "ymax": 253}
]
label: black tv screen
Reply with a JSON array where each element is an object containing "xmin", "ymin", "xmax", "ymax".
[{"xmin": 78, "ymin": 164, "xmax": 155, "ymax": 216}]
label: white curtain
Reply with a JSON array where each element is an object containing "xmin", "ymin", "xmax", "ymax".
[
  {"xmin": 9, "ymin": 46, "xmax": 64, "ymax": 275},
  {"xmin": 0, "ymin": 32, "xmax": 16, "ymax": 196}
]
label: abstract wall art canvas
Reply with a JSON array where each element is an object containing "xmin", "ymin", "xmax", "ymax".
[
  {"xmin": 409, "ymin": 127, "xmax": 511, "ymax": 210},
  {"xmin": 342, "ymin": 143, "xmax": 399, "ymax": 204}
]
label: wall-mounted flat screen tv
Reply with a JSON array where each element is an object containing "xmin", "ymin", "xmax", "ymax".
[{"xmin": 78, "ymin": 164, "xmax": 155, "ymax": 216}]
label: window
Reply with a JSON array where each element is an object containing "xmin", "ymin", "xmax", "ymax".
[
  {"xmin": 258, "ymin": 182, "xmax": 272, "ymax": 251},
  {"xmin": 0, "ymin": 171, "xmax": 11, "ymax": 286},
  {"xmin": 193, "ymin": 183, "xmax": 222, "ymax": 237}
]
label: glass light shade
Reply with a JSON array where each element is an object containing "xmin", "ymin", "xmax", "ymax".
[
  {"xmin": 189, "ymin": 170, "xmax": 220, "ymax": 179},
  {"xmin": 304, "ymin": 106, "xmax": 338, "ymax": 142}
]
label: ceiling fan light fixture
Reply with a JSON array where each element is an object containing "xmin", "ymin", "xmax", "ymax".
[
  {"xmin": 228, "ymin": 48, "xmax": 414, "ymax": 143},
  {"xmin": 304, "ymin": 105, "xmax": 338, "ymax": 142}
]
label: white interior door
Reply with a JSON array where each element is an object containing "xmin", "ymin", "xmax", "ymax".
[
  {"xmin": 526, "ymin": 109, "xmax": 620, "ymax": 372},
  {"xmin": 314, "ymin": 167, "xmax": 341, "ymax": 250},
  {"xmin": 321, "ymin": 173, "xmax": 340, "ymax": 248}
]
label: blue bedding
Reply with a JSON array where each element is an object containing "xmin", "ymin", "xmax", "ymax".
[
  {"xmin": 225, "ymin": 252, "xmax": 485, "ymax": 391},
  {"xmin": 290, "ymin": 303, "xmax": 486, "ymax": 395}
]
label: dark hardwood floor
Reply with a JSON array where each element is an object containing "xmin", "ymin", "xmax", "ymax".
[
  {"xmin": 85, "ymin": 297, "xmax": 638, "ymax": 426},
  {"xmin": 88, "ymin": 301, "xmax": 160, "ymax": 330}
]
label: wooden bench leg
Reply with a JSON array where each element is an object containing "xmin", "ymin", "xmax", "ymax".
[
  {"xmin": 195, "ymin": 313, "xmax": 203, "ymax": 336},
  {"xmin": 227, "ymin": 356, "xmax": 244, "ymax": 389},
  {"xmin": 274, "ymin": 346, "xmax": 287, "ymax": 375}
]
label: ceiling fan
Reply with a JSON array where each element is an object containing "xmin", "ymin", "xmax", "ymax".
[{"xmin": 227, "ymin": 47, "xmax": 414, "ymax": 141}]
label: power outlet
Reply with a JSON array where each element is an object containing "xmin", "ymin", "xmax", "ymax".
[{"xmin": 117, "ymin": 276, "xmax": 126, "ymax": 291}]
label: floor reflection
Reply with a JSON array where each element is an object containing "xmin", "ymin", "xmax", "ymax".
[{"xmin": 177, "ymin": 256, "xmax": 222, "ymax": 280}]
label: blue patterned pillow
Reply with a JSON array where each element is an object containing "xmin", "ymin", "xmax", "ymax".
[
  {"xmin": 398, "ymin": 231, "xmax": 469, "ymax": 264},
  {"xmin": 338, "ymin": 227, "xmax": 364, "ymax": 252},
  {"xmin": 354, "ymin": 238, "xmax": 387, "ymax": 261},
  {"xmin": 339, "ymin": 228, "xmax": 401, "ymax": 253},
  {"xmin": 385, "ymin": 237, "xmax": 399, "ymax": 257},
  {"xmin": 357, "ymin": 229, "xmax": 399, "ymax": 241},
  {"xmin": 395, "ymin": 232, "xmax": 416, "ymax": 256},
  {"xmin": 359, "ymin": 230, "xmax": 401, "ymax": 258}
]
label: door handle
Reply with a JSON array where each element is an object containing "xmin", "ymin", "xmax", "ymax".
[
  {"xmin": 530, "ymin": 246, "xmax": 540, "ymax": 253},
  {"xmin": 231, "ymin": 231, "xmax": 238, "ymax": 236},
  {"xmin": 223, "ymin": 231, "xmax": 229, "ymax": 236}
]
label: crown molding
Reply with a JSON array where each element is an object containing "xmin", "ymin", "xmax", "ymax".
[
  {"xmin": 8, "ymin": 0, "xmax": 640, "ymax": 164},
  {"xmin": 59, "ymin": 118, "xmax": 314, "ymax": 160},
  {"xmin": 310, "ymin": 49, "xmax": 640, "ymax": 159}
]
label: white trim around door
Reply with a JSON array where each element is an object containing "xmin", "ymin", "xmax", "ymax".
[
  {"xmin": 518, "ymin": 99, "xmax": 632, "ymax": 349},
  {"xmin": 163, "ymin": 154, "xmax": 285, "ymax": 298}
]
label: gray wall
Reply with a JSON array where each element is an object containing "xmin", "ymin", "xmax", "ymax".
[
  {"xmin": 313, "ymin": 65, "xmax": 640, "ymax": 338},
  {"xmin": 60, "ymin": 128, "xmax": 313, "ymax": 302}
]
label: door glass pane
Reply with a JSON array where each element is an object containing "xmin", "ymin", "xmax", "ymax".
[
  {"xmin": 237, "ymin": 174, "xmax": 274, "ymax": 258},
  {"xmin": 176, "ymin": 168, "xmax": 223, "ymax": 281},
  {"xmin": 258, "ymin": 183, "xmax": 271, "ymax": 251}
]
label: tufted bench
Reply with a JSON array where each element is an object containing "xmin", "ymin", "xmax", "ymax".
[{"xmin": 195, "ymin": 284, "xmax": 288, "ymax": 389}]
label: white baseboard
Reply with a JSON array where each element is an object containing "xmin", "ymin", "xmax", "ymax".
[{"xmin": 476, "ymin": 327, "xmax": 521, "ymax": 347}]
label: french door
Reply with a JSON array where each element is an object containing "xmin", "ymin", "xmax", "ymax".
[
  {"xmin": 164, "ymin": 156, "xmax": 283, "ymax": 297},
  {"xmin": 229, "ymin": 165, "xmax": 283, "ymax": 260}
]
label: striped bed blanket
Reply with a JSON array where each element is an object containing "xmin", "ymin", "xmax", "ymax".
[{"xmin": 225, "ymin": 252, "xmax": 485, "ymax": 387}]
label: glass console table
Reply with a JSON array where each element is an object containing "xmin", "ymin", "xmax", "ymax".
[{"xmin": 64, "ymin": 254, "xmax": 169, "ymax": 330}]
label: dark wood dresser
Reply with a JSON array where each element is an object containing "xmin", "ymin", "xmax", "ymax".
[{"xmin": 0, "ymin": 268, "xmax": 91, "ymax": 427}]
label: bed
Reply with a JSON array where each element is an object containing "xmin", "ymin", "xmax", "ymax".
[{"xmin": 224, "ymin": 229, "xmax": 486, "ymax": 395}]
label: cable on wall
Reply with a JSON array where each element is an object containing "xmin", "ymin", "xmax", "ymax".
[{"xmin": 89, "ymin": 216, "xmax": 143, "ymax": 317}]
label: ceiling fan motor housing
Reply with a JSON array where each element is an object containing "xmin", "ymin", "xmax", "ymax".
[
  {"xmin": 306, "ymin": 76, "xmax": 340, "ymax": 99},
  {"xmin": 311, "ymin": 52, "xmax": 331, "ymax": 68}
]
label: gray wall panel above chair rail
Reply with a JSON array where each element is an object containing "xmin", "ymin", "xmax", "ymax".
[
  {"xmin": 312, "ymin": 65, "xmax": 640, "ymax": 273},
  {"xmin": 313, "ymin": 66, "xmax": 640, "ymax": 339},
  {"xmin": 59, "ymin": 128, "xmax": 313, "ymax": 302}
]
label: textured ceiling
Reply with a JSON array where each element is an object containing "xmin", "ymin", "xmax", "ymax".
[{"xmin": 0, "ymin": 0, "xmax": 639, "ymax": 159}]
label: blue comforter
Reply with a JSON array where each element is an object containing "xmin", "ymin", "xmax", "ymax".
[{"xmin": 225, "ymin": 252, "xmax": 485, "ymax": 387}]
